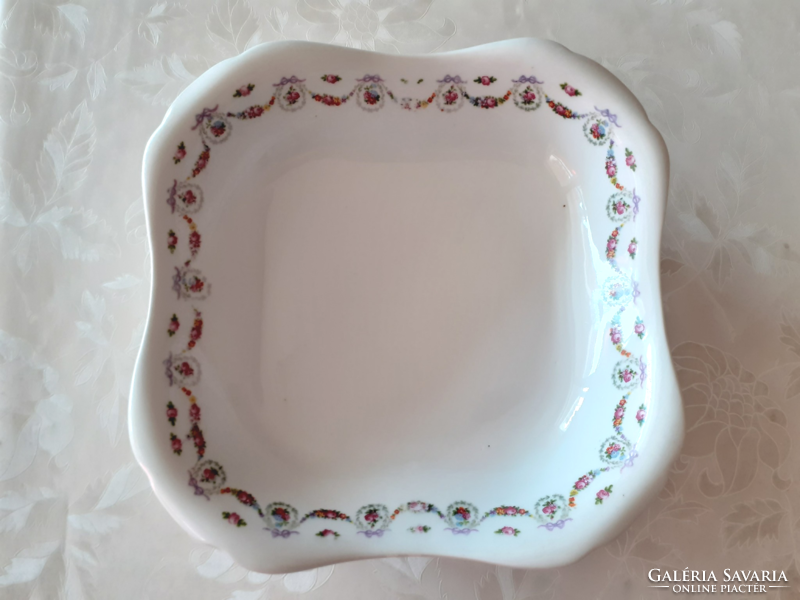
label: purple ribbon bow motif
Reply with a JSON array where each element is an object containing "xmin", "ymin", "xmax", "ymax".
[
  {"xmin": 163, "ymin": 353, "xmax": 174, "ymax": 385},
  {"xmin": 513, "ymin": 75, "xmax": 544, "ymax": 84},
  {"xmin": 187, "ymin": 472, "xmax": 209, "ymax": 499},
  {"xmin": 166, "ymin": 180, "xmax": 177, "ymax": 214},
  {"xmin": 273, "ymin": 76, "xmax": 305, "ymax": 88},
  {"xmin": 172, "ymin": 266, "xmax": 184, "ymax": 300},
  {"xmin": 357, "ymin": 74, "xmax": 384, "ymax": 83},
  {"xmin": 445, "ymin": 528, "xmax": 477, "ymax": 535},
  {"xmin": 269, "ymin": 528, "xmax": 299, "ymax": 538},
  {"xmin": 632, "ymin": 280, "xmax": 641, "ymax": 304},
  {"xmin": 437, "ymin": 75, "xmax": 465, "ymax": 84},
  {"xmin": 594, "ymin": 106, "xmax": 621, "ymax": 127},
  {"xmin": 632, "ymin": 188, "xmax": 641, "ymax": 222},
  {"xmin": 538, "ymin": 518, "xmax": 573, "ymax": 531},
  {"xmin": 357, "ymin": 529, "xmax": 386, "ymax": 538},
  {"xmin": 620, "ymin": 444, "xmax": 639, "ymax": 474},
  {"xmin": 192, "ymin": 105, "xmax": 219, "ymax": 130},
  {"xmin": 639, "ymin": 357, "xmax": 648, "ymax": 389}
]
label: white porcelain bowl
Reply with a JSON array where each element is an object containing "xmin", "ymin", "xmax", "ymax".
[{"xmin": 131, "ymin": 38, "xmax": 684, "ymax": 574}]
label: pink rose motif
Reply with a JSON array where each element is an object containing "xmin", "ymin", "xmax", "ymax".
[
  {"xmin": 325, "ymin": 510, "xmax": 337, "ymax": 519},
  {"xmin": 555, "ymin": 105, "xmax": 565, "ymax": 115},
  {"xmin": 228, "ymin": 513, "xmax": 241, "ymax": 525},
  {"xmin": 364, "ymin": 511, "xmax": 379, "ymax": 523},
  {"xmin": 542, "ymin": 503, "xmax": 556, "ymax": 515},
  {"xmin": 626, "ymin": 154, "xmax": 636, "ymax": 167},
  {"xmin": 606, "ymin": 164, "xmax": 616, "ymax": 177},
  {"xmin": 166, "ymin": 406, "xmax": 178, "ymax": 419},
  {"xmin": 505, "ymin": 507, "xmax": 517, "ymax": 515},
  {"xmin": 179, "ymin": 362, "xmax": 194, "ymax": 376},
  {"xmin": 171, "ymin": 437, "xmax": 182, "ymax": 451},
  {"xmin": 175, "ymin": 148, "xmax": 186, "ymax": 160},
  {"xmin": 203, "ymin": 468, "xmax": 215, "ymax": 481},
  {"xmin": 445, "ymin": 91, "xmax": 458, "ymax": 104},
  {"xmin": 610, "ymin": 328, "xmax": 622, "ymax": 344},
  {"xmin": 196, "ymin": 158, "xmax": 207, "ymax": 171},
  {"xmin": 189, "ymin": 278, "xmax": 204, "ymax": 293},
  {"xmin": 238, "ymin": 86, "xmax": 251, "ymax": 97},
  {"xmin": 564, "ymin": 85, "xmax": 576, "ymax": 96},
  {"xmin": 183, "ymin": 190, "xmax": 196, "ymax": 205},
  {"xmin": 636, "ymin": 409, "xmax": 646, "ymax": 421},
  {"xmin": 574, "ymin": 475, "xmax": 590, "ymax": 490},
  {"xmin": 615, "ymin": 201, "xmax": 625, "ymax": 215},
  {"xmin": 607, "ymin": 238, "xmax": 617, "ymax": 251},
  {"xmin": 622, "ymin": 369, "xmax": 632, "ymax": 383},
  {"xmin": 523, "ymin": 91, "xmax": 536, "ymax": 102},
  {"xmin": 326, "ymin": 75, "xmax": 338, "ymax": 84},
  {"xmin": 629, "ymin": 242, "xmax": 637, "ymax": 254},
  {"xmin": 500, "ymin": 526, "xmax": 515, "ymax": 535},
  {"xmin": 246, "ymin": 106, "xmax": 264, "ymax": 118},
  {"xmin": 597, "ymin": 489, "xmax": 610, "ymax": 500},
  {"xmin": 480, "ymin": 76, "xmax": 491, "ymax": 86},
  {"xmin": 189, "ymin": 404, "xmax": 200, "ymax": 422},
  {"xmin": 482, "ymin": 97, "xmax": 496, "ymax": 108},
  {"xmin": 614, "ymin": 407, "xmax": 625, "ymax": 419},
  {"xmin": 408, "ymin": 502, "xmax": 423, "ymax": 512},
  {"xmin": 168, "ymin": 320, "xmax": 179, "ymax": 333},
  {"xmin": 634, "ymin": 322, "xmax": 645, "ymax": 335}
]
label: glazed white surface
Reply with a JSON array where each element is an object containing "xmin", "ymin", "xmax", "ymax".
[
  {"xmin": 132, "ymin": 38, "xmax": 681, "ymax": 573},
  {"xmin": 1, "ymin": 1, "xmax": 797, "ymax": 598}
]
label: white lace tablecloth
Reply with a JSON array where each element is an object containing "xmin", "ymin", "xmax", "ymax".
[{"xmin": 1, "ymin": 1, "xmax": 799, "ymax": 598}]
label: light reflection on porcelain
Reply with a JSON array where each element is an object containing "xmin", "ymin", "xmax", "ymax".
[{"xmin": 130, "ymin": 38, "xmax": 683, "ymax": 574}]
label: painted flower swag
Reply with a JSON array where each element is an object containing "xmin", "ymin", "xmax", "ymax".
[{"xmin": 162, "ymin": 73, "xmax": 647, "ymax": 539}]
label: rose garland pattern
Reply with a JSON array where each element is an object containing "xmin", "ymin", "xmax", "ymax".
[{"xmin": 161, "ymin": 72, "xmax": 648, "ymax": 539}]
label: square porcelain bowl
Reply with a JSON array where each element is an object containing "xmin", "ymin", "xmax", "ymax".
[{"xmin": 131, "ymin": 38, "xmax": 684, "ymax": 574}]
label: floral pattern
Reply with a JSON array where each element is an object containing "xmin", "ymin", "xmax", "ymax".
[
  {"xmin": 173, "ymin": 141, "xmax": 186, "ymax": 164},
  {"xmin": 583, "ymin": 116, "xmax": 610, "ymax": 145},
  {"xmin": 355, "ymin": 504, "xmax": 390, "ymax": 533},
  {"xmin": 628, "ymin": 236, "xmax": 638, "ymax": 259},
  {"xmin": 162, "ymin": 71, "xmax": 651, "ymax": 542},
  {"xmin": 316, "ymin": 529, "xmax": 339, "ymax": 538},
  {"xmin": 560, "ymin": 82, "xmax": 581, "ymax": 96},
  {"xmin": 437, "ymin": 83, "xmax": 462, "ymax": 111},
  {"xmin": 466, "ymin": 90, "xmax": 512, "ymax": 109},
  {"xmin": 166, "ymin": 401, "xmax": 177, "ymax": 426},
  {"xmin": 545, "ymin": 96, "xmax": 581, "ymax": 119},
  {"xmin": 169, "ymin": 432, "xmax": 181, "ymax": 455},
  {"xmin": 636, "ymin": 404, "xmax": 646, "ymax": 426},
  {"xmin": 634, "ymin": 317, "xmax": 645, "ymax": 339},
  {"xmin": 606, "ymin": 191, "xmax": 633, "ymax": 223},
  {"xmin": 167, "ymin": 313, "xmax": 179, "ymax": 336},
  {"xmin": 625, "ymin": 147, "xmax": 637, "ymax": 171},
  {"xmin": 613, "ymin": 358, "xmax": 640, "ymax": 390},
  {"xmin": 409, "ymin": 525, "xmax": 430, "ymax": 533},
  {"xmin": 167, "ymin": 229, "xmax": 177, "ymax": 254},
  {"xmin": 512, "ymin": 84, "xmax": 542, "ymax": 111},
  {"xmin": 222, "ymin": 511, "xmax": 247, "ymax": 527},
  {"xmin": 594, "ymin": 485, "xmax": 613, "ymax": 504},
  {"xmin": 233, "ymin": 83, "xmax": 255, "ymax": 98}
]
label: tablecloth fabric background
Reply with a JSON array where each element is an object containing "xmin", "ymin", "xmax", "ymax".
[{"xmin": 1, "ymin": 1, "xmax": 799, "ymax": 598}]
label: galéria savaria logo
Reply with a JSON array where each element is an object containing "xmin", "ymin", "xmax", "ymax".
[{"xmin": 648, "ymin": 569, "xmax": 790, "ymax": 594}]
